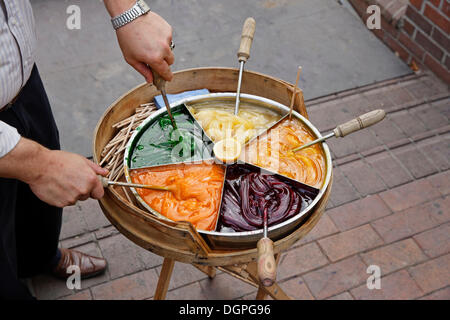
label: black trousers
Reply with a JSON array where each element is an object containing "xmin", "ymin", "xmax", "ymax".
[{"xmin": 0, "ymin": 65, "xmax": 62, "ymax": 300}]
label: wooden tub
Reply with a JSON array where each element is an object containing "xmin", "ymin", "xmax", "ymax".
[{"xmin": 93, "ymin": 67, "xmax": 333, "ymax": 266}]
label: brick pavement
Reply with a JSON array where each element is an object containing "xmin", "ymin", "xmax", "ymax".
[{"xmin": 30, "ymin": 71, "xmax": 449, "ymax": 300}]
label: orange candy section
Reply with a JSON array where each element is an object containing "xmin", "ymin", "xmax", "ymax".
[
  {"xmin": 129, "ymin": 161, "xmax": 225, "ymax": 231},
  {"xmin": 242, "ymin": 118, "xmax": 326, "ymax": 189}
]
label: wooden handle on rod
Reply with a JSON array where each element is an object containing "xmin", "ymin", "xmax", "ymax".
[
  {"xmin": 98, "ymin": 175, "xmax": 109, "ymax": 188},
  {"xmin": 152, "ymin": 70, "xmax": 165, "ymax": 91},
  {"xmin": 333, "ymin": 109, "xmax": 386, "ymax": 137},
  {"xmin": 237, "ymin": 17, "xmax": 256, "ymax": 63},
  {"xmin": 257, "ymin": 237, "xmax": 276, "ymax": 287}
]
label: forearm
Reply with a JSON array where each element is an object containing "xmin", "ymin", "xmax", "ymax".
[
  {"xmin": 103, "ymin": 0, "xmax": 136, "ymax": 17},
  {"xmin": 0, "ymin": 137, "xmax": 48, "ymax": 183}
]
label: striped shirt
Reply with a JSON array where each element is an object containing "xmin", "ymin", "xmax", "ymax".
[{"xmin": 0, "ymin": 0, "xmax": 36, "ymax": 158}]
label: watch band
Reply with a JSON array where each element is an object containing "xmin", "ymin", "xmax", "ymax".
[{"xmin": 111, "ymin": 0, "xmax": 151, "ymax": 30}]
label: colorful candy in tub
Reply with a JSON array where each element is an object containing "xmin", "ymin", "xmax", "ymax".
[
  {"xmin": 241, "ymin": 117, "xmax": 326, "ymax": 188},
  {"xmin": 188, "ymin": 103, "xmax": 280, "ymax": 144},
  {"xmin": 129, "ymin": 161, "xmax": 225, "ymax": 231},
  {"xmin": 218, "ymin": 164, "xmax": 319, "ymax": 232},
  {"xmin": 129, "ymin": 105, "xmax": 213, "ymax": 169}
]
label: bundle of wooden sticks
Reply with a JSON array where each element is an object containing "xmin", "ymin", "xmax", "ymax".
[{"xmin": 99, "ymin": 102, "xmax": 156, "ymax": 182}]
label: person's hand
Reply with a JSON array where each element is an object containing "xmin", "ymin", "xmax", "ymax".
[
  {"xmin": 0, "ymin": 138, "xmax": 108, "ymax": 208},
  {"xmin": 115, "ymin": 11, "xmax": 174, "ymax": 82},
  {"xmin": 28, "ymin": 150, "xmax": 109, "ymax": 207}
]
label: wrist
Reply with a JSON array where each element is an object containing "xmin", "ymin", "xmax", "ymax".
[
  {"xmin": 18, "ymin": 139, "xmax": 51, "ymax": 184},
  {"xmin": 104, "ymin": 0, "xmax": 136, "ymax": 17},
  {"xmin": 108, "ymin": 0, "xmax": 151, "ymax": 30},
  {"xmin": 0, "ymin": 137, "xmax": 50, "ymax": 183}
]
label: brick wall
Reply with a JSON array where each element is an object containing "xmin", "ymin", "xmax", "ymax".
[{"xmin": 349, "ymin": 0, "xmax": 450, "ymax": 84}]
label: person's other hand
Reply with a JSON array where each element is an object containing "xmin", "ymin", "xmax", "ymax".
[
  {"xmin": 27, "ymin": 149, "xmax": 109, "ymax": 207},
  {"xmin": 0, "ymin": 138, "xmax": 108, "ymax": 207},
  {"xmin": 0, "ymin": 138, "xmax": 109, "ymax": 207},
  {"xmin": 115, "ymin": 11, "xmax": 174, "ymax": 82}
]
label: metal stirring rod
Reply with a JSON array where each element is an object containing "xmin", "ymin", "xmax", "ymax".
[
  {"xmin": 98, "ymin": 176, "xmax": 170, "ymax": 191},
  {"xmin": 292, "ymin": 109, "xmax": 386, "ymax": 153},
  {"xmin": 152, "ymin": 72, "xmax": 177, "ymax": 130},
  {"xmin": 292, "ymin": 132, "xmax": 335, "ymax": 152},
  {"xmin": 151, "ymin": 42, "xmax": 177, "ymax": 129},
  {"xmin": 234, "ymin": 17, "xmax": 256, "ymax": 115},
  {"xmin": 234, "ymin": 60, "xmax": 245, "ymax": 115}
]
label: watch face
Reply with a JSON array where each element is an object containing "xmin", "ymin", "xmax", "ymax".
[{"xmin": 137, "ymin": 0, "xmax": 150, "ymax": 13}]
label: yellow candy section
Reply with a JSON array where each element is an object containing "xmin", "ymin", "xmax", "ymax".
[{"xmin": 188, "ymin": 105, "xmax": 279, "ymax": 144}]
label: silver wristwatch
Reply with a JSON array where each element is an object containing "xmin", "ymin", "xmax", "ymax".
[{"xmin": 111, "ymin": 0, "xmax": 151, "ymax": 30}]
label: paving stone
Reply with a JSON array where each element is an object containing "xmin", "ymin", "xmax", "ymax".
[
  {"xmin": 371, "ymin": 197, "xmax": 450, "ymax": 243},
  {"xmin": 60, "ymin": 205, "xmax": 89, "ymax": 240},
  {"xmin": 94, "ymin": 225, "xmax": 120, "ymax": 240},
  {"xmin": 361, "ymin": 145, "xmax": 386, "ymax": 157},
  {"xmin": 350, "ymin": 270, "xmax": 424, "ymax": 300},
  {"xmin": 240, "ymin": 290, "xmax": 259, "ymax": 300},
  {"xmin": 318, "ymin": 224, "xmax": 383, "ymax": 262},
  {"xmin": 360, "ymin": 239, "xmax": 427, "ymax": 274},
  {"xmin": 308, "ymin": 102, "xmax": 341, "ymax": 132},
  {"xmin": 328, "ymin": 167, "xmax": 361, "ymax": 207},
  {"xmin": 91, "ymin": 269, "xmax": 159, "ymax": 300},
  {"xmin": 431, "ymin": 98, "xmax": 450, "ymax": 120},
  {"xmin": 340, "ymin": 161, "xmax": 387, "ymax": 195},
  {"xmin": 198, "ymin": 272, "xmax": 255, "ymax": 300},
  {"xmin": 98, "ymin": 234, "xmax": 163, "ymax": 279},
  {"xmin": 435, "ymin": 124, "xmax": 450, "ymax": 135},
  {"xmin": 32, "ymin": 274, "xmax": 74, "ymax": 300},
  {"xmin": 277, "ymin": 242, "xmax": 329, "ymax": 280},
  {"xmin": 340, "ymin": 94, "xmax": 373, "ymax": 115},
  {"xmin": 303, "ymin": 256, "xmax": 367, "ymax": 299},
  {"xmin": 156, "ymin": 262, "xmax": 209, "ymax": 291},
  {"xmin": 403, "ymin": 78, "xmax": 442, "ymax": 100},
  {"xmin": 330, "ymin": 102, "xmax": 359, "ymax": 125},
  {"xmin": 278, "ymin": 277, "xmax": 315, "ymax": 300},
  {"xmin": 370, "ymin": 117, "xmax": 408, "ymax": 144},
  {"xmin": 413, "ymin": 223, "xmax": 450, "ymax": 258},
  {"xmin": 59, "ymin": 233, "xmax": 95, "ymax": 249},
  {"xmin": 166, "ymin": 282, "xmax": 209, "ymax": 300},
  {"xmin": 393, "ymin": 144, "xmax": 438, "ymax": 179},
  {"xmin": 411, "ymin": 128, "xmax": 438, "ymax": 142},
  {"xmin": 327, "ymin": 292, "xmax": 354, "ymax": 300},
  {"xmin": 366, "ymin": 152, "xmax": 413, "ymax": 188},
  {"xmin": 297, "ymin": 213, "xmax": 339, "ymax": 245},
  {"xmin": 419, "ymin": 286, "xmax": 450, "ymax": 300},
  {"xmin": 363, "ymin": 89, "xmax": 396, "ymax": 111},
  {"xmin": 421, "ymin": 77, "xmax": 450, "ymax": 96},
  {"xmin": 427, "ymin": 171, "xmax": 450, "ymax": 196},
  {"xmin": 390, "ymin": 110, "xmax": 429, "ymax": 136},
  {"xmin": 384, "ymin": 86, "xmax": 417, "ymax": 110},
  {"xmin": 79, "ymin": 199, "xmax": 111, "ymax": 231},
  {"xmin": 411, "ymin": 104, "xmax": 449, "ymax": 130},
  {"xmin": 387, "ymin": 137, "xmax": 411, "ymax": 149},
  {"xmin": 416, "ymin": 135, "xmax": 450, "ymax": 171},
  {"xmin": 379, "ymin": 178, "xmax": 441, "ymax": 212},
  {"xmin": 327, "ymin": 195, "xmax": 392, "ymax": 232},
  {"xmin": 409, "ymin": 254, "xmax": 450, "ymax": 294},
  {"xmin": 354, "ymin": 129, "xmax": 382, "ymax": 154},
  {"xmin": 59, "ymin": 290, "xmax": 92, "ymax": 300},
  {"xmin": 334, "ymin": 153, "xmax": 361, "ymax": 166},
  {"xmin": 327, "ymin": 134, "xmax": 359, "ymax": 158}
]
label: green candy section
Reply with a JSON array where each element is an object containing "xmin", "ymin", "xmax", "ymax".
[{"xmin": 128, "ymin": 105, "xmax": 214, "ymax": 169}]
